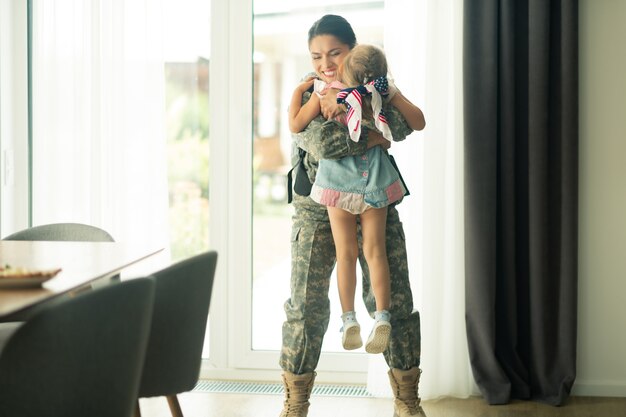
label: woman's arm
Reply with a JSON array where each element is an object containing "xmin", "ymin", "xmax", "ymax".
[
  {"xmin": 387, "ymin": 100, "xmax": 414, "ymax": 142},
  {"xmin": 389, "ymin": 91, "xmax": 426, "ymax": 131},
  {"xmin": 292, "ymin": 106, "xmax": 368, "ymax": 160},
  {"xmin": 293, "ymin": 88, "xmax": 417, "ymax": 160},
  {"xmin": 288, "ymin": 78, "xmax": 320, "ymax": 133},
  {"xmin": 359, "ymin": 101, "xmax": 413, "ymax": 143},
  {"xmin": 319, "ymin": 86, "xmax": 418, "ymax": 143}
]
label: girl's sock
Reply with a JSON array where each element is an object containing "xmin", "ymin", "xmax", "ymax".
[
  {"xmin": 366, "ymin": 310, "xmax": 392, "ymax": 354},
  {"xmin": 341, "ymin": 311, "xmax": 362, "ymax": 350},
  {"xmin": 374, "ymin": 309, "xmax": 391, "ymax": 323}
]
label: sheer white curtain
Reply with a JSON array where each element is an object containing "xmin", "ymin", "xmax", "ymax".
[
  {"xmin": 367, "ymin": 0, "xmax": 478, "ymax": 399},
  {"xmin": 31, "ymin": 0, "xmax": 169, "ymax": 253}
]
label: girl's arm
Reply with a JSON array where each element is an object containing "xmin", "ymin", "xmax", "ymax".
[
  {"xmin": 288, "ymin": 78, "xmax": 320, "ymax": 133},
  {"xmin": 389, "ymin": 91, "xmax": 426, "ymax": 131}
]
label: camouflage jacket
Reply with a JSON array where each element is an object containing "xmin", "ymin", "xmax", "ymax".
[{"xmin": 291, "ymin": 90, "xmax": 413, "ymax": 183}]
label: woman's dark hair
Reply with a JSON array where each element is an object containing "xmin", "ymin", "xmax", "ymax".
[{"xmin": 308, "ymin": 14, "xmax": 357, "ymax": 49}]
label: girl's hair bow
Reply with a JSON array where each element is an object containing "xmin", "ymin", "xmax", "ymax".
[{"xmin": 336, "ymin": 76, "xmax": 393, "ymax": 143}]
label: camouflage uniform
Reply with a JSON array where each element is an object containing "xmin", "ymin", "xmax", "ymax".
[{"xmin": 280, "ymin": 91, "xmax": 422, "ymax": 374}]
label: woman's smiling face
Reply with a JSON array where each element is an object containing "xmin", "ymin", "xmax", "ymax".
[{"xmin": 309, "ymin": 34, "xmax": 352, "ymax": 84}]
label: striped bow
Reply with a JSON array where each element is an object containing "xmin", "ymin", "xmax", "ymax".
[{"xmin": 336, "ymin": 76, "xmax": 393, "ymax": 143}]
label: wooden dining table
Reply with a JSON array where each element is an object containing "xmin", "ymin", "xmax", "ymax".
[{"xmin": 0, "ymin": 240, "xmax": 163, "ymax": 319}]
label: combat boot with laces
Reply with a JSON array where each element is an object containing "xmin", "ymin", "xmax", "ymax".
[
  {"xmin": 388, "ymin": 367, "xmax": 427, "ymax": 417},
  {"xmin": 279, "ymin": 371, "xmax": 315, "ymax": 417}
]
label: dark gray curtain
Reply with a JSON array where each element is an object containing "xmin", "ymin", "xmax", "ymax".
[{"xmin": 463, "ymin": 0, "xmax": 578, "ymax": 406}]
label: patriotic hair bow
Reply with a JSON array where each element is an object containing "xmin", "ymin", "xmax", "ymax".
[{"xmin": 336, "ymin": 76, "xmax": 393, "ymax": 143}]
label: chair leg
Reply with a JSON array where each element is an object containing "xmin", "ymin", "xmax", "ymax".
[
  {"xmin": 166, "ymin": 394, "xmax": 184, "ymax": 417},
  {"xmin": 134, "ymin": 400, "xmax": 142, "ymax": 417}
]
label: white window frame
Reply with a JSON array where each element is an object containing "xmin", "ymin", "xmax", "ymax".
[
  {"xmin": 204, "ymin": 0, "xmax": 368, "ymax": 383},
  {"xmin": 0, "ymin": 0, "xmax": 30, "ymax": 237}
]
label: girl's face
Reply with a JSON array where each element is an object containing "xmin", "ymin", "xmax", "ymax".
[{"xmin": 309, "ymin": 35, "xmax": 351, "ymax": 84}]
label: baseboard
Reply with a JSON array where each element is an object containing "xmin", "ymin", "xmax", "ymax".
[
  {"xmin": 572, "ymin": 379, "xmax": 626, "ymax": 397},
  {"xmin": 192, "ymin": 379, "xmax": 372, "ymax": 397},
  {"xmin": 198, "ymin": 364, "xmax": 367, "ymax": 385},
  {"xmin": 198, "ymin": 366, "xmax": 626, "ymax": 398}
]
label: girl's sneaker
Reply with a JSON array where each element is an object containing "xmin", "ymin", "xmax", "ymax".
[
  {"xmin": 341, "ymin": 311, "xmax": 363, "ymax": 350},
  {"xmin": 365, "ymin": 310, "xmax": 391, "ymax": 354}
]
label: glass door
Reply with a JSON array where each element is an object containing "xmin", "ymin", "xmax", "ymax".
[
  {"xmin": 162, "ymin": 0, "xmax": 212, "ymax": 262},
  {"xmin": 251, "ymin": 0, "xmax": 386, "ymax": 370}
]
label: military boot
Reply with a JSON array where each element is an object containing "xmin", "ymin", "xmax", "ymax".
[
  {"xmin": 279, "ymin": 371, "xmax": 316, "ymax": 417},
  {"xmin": 388, "ymin": 367, "xmax": 427, "ymax": 417}
]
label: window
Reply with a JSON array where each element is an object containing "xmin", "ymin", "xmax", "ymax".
[{"xmin": 27, "ymin": 0, "xmax": 210, "ymax": 262}]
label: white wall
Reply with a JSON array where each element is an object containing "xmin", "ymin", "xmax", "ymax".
[{"xmin": 576, "ymin": 0, "xmax": 626, "ymax": 397}]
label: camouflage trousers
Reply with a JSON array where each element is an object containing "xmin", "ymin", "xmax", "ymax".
[{"xmin": 280, "ymin": 194, "xmax": 421, "ymax": 374}]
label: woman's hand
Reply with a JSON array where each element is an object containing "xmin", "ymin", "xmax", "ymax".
[
  {"xmin": 319, "ymin": 88, "xmax": 346, "ymax": 119},
  {"xmin": 367, "ymin": 130, "xmax": 391, "ymax": 150}
]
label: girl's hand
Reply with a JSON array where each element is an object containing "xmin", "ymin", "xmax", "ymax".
[
  {"xmin": 297, "ymin": 76, "xmax": 316, "ymax": 94},
  {"xmin": 319, "ymin": 88, "xmax": 346, "ymax": 119}
]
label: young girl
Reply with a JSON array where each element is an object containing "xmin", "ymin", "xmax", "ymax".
[{"xmin": 288, "ymin": 44, "xmax": 425, "ymax": 354}]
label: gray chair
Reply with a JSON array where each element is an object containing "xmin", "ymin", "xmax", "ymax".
[
  {"xmin": 0, "ymin": 277, "xmax": 155, "ymax": 417},
  {"xmin": 135, "ymin": 251, "xmax": 218, "ymax": 417},
  {"xmin": 2, "ymin": 222, "xmax": 115, "ymax": 242}
]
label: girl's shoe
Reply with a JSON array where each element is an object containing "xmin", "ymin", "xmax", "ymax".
[
  {"xmin": 365, "ymin": 310, "xmax": 391, "ymax": 354},
  {"xmin": 341, "ymin": 311, "xmax": 363, "ymax": 350}
]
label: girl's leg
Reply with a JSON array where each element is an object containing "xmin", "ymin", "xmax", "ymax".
[
  {"xmin": 360, "ymin": 206, "xmax": 392, "ymax": 354},
  {"xmin": 359, "ymin": 205, "xmax": 421, "ymax": 366},
  {"xmin": 359, "ymin": 207, "xmax": 390, "ymax": 311},
  {"xmin": 327, "ymin": 206, "xmax": 362, "ymax": 350},
  {"xmin": 327, "ymin": 206, "xmax": 359, "ymax": 313}
]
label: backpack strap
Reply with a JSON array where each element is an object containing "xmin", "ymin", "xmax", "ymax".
[
  {"xmin": 387, "ymin": 154, "xmax": 410, "ymax": 196},
  {"xmin": 287, "ymin": 163, "xmax": 297, "ymax": 204},
  {"xmin": 287, "ymin": 148, "xmax": 308, "ymax": 204}
]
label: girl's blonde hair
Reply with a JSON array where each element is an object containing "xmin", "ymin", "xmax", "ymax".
[{"xmin": 340, "ymin": 44, "xmax": 388, "ymax": 87}]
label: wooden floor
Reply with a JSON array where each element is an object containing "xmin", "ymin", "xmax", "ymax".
[{"xmin": 139, "ymin": 392, "xmax": 626, "ymax": 417}]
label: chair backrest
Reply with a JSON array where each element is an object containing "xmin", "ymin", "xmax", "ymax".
[
  {"xmin": 2, "ymin": 222, "xmax": 115, "ymax": 242},
  {"xmin": 138, "ymin": 251, "xmax": 218, "ymax": 397},
  {"xmin": 0, "ymin": 278, "xmax": 155, "ymax": 417}
]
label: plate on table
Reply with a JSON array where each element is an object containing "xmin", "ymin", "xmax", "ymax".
[{"xmin": 0, "ymin": 266, "xmax": 62, "ymax": 289}]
